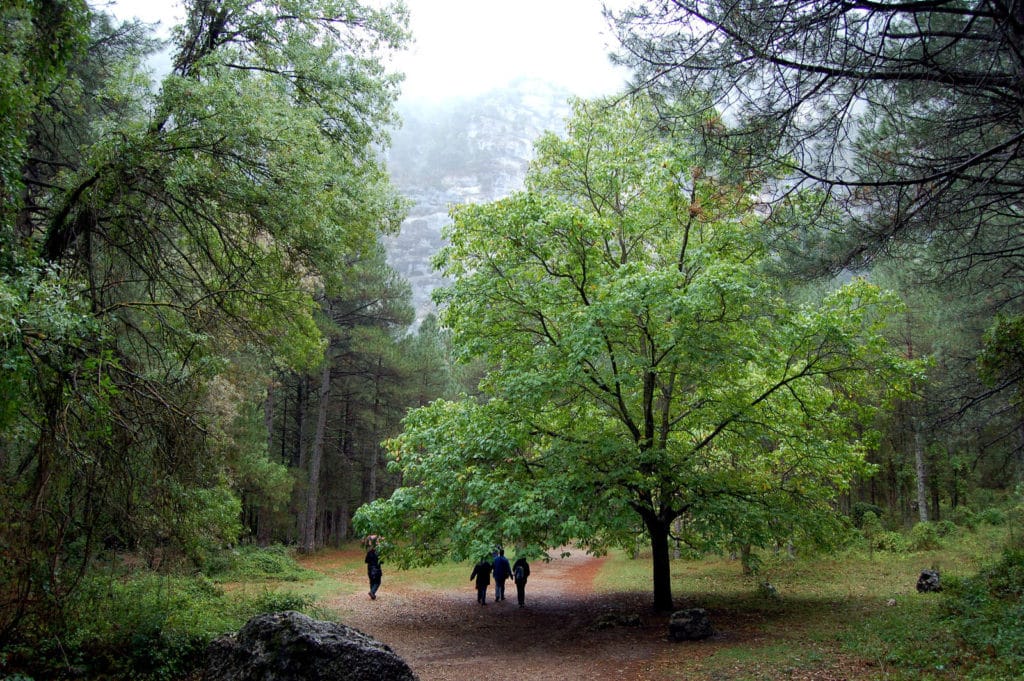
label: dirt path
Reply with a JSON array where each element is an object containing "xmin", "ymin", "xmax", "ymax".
[
  {"xmin": 301, "ymin": 547, "xmax": 872, "ymax": 681},
  {"xmin": 316, "ymin": 549, "xmax": 667, "ymax": 681}
]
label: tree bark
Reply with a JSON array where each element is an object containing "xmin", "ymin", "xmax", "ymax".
[
  {"xmin": 640, "ymin": 509, "xmax": 674, "ymax": 611},
  {"xmin": 914, "ymin": 415, "xmax": 930, "ymax": 523},
  {"xmin": 301, "ymin": 358, "xmax": 331, "ymax": 554}
]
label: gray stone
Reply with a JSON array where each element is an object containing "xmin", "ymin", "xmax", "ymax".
[
  {"xmin": 668, "ymin": 608, "xmax": 714, "ymax": 641},
  {"xmin": 917, "ymin": 569, "xmax": 942, "ymax": 593},
  {"xmin": 201, "ymin": 611, "xmax": 418, "ymax": 681}
]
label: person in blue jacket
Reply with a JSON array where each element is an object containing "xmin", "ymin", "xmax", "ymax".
[
  {"xmin": 491, "ymin": 548, "xmax": 512, "ymax": 602},
  {"xmin": 469, "ymin": 555, "xmax": 492, "ymax": 605}
]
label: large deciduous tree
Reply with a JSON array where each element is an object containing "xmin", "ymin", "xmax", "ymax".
[{"xmin": 357, "ymin": 96, "xmax": 915, "ymax": 611}]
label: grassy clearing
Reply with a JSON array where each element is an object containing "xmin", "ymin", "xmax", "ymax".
[
  {"xmin": 8, "ymin": 523, "xmax": 1014, "ymax": 681},
  {"xmin": 593, "ymin": 523, "xmax": 1015, "ymax": 680}
]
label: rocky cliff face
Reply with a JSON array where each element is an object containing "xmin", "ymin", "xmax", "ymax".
[{"xmin": 385, "ymin": 79, "xmax": 572, "ymax": 323}]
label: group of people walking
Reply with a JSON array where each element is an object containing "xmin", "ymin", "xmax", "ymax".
[
  {"xmin": 471, "ymin": 548, "xmax": 530, "ymax": 607},
  {"xmin": 364, "ymin": 539, "xmax": 531, "ymax": 607}
]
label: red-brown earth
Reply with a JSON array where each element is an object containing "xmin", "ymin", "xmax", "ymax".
[{"xmin": 299, "ymin": 548, "xmax": 875, "ymax": 681}]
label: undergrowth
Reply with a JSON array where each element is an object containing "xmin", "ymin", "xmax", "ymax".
[
  {"xmin": 3, "ymin": 517, "xmax": 1021, "ymax": 681},
  {"xmin": 0, "ymin": 545, "xmax": 319, "ymax": 681}
]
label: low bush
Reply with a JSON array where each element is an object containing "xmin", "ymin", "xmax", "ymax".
[
  {"xmin": 2, "ymin": 566, "xmax": 319, "ymax": 681},
  {"xmin": 978, "ymin": 507, "xmax": 1006, "ymax": 526},
  {"xmin": 873, "ymin": 530, "xmax": 909, "ymax": 553},
  {"xmin": 850, "ymin": 502, "xmax": 886, "ymax": 528},
  {"xmin": 909, "ymin": 522, "xmax": 943, "ymax": 551},
  {"xmin": 951, "ymin": 506, "xmax": 979, "ymax": 530},
  {"xmin": 202, "ymin": 544, "xmax": 320, "ymax": 582}
]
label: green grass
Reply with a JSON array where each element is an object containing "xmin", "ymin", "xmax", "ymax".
[
  {"xmin": 6, "ymin": 524, "xmax": 1017, "ymax": 681},
  {"xmin": 593, "ymin": 524, "xmax": 1015, "ymax": 680}
]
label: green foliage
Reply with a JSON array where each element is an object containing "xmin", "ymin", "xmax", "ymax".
[
  {"xmin": 1, "ymin": 0, "xmax": 410, "ymax": 648},
  {"xmin": 978, "ymin": 314, "xmax": 1024, "ymax": 408},
  {"xmin": 360, "ymin": 94, "xmax": 919, "ymax": 610},
  {"xmin": 1, "ymin": 567, "xmax": 317, "ymax": 681},
  {"xmin": 246, "ymin": 590, "xmax": 315, "ymax": 614},
  {"xmin": 933, "ymin": 550, "xmax": 1024, "ymax": 678},
  {"xmin": 873, "ymin": 531, "xmax": 910, "ymax": 553},
  {"xmin": 952, "ymin": 506, "xmax": 980, "ymax": 530},
  {"xmin": 845, "ymin": 598, "xmax": 959, "ymax": 678},
  {"xmin": 978, "ymin": 507, "xmax": 1007, "ymax": 526},
  {"xmin": 859, "ymin": 510, "xmax": 884, "ymax": 557},
  {"xmin": 202, "ymin": 545, "xmax": 320, "ymax": 583},
  {"xmin": 851, "ymin": 502, "xmax": 886, "ymax": 529},
  {"xmin": 909, "ymin": 522, "xmax": 943, "ymax": 551}
]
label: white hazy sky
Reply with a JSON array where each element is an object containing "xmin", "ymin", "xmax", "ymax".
[{"xmin": 106, "ymin": 0, "xmax": 632, "ymax": 101}]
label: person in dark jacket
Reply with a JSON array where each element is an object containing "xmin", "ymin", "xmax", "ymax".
[
  {"xmin": 365, "ymin": 540, "xmax": 382, "ymax": 600},
  {"xmin": 512, "ymin": 555, "xmax": 530, "ymax": 607},
  {"xmin": 469, "ymin": 556, "xmax": 492, "ymax": 605},
  {"xmin": 492, "ymin": 548, "xmax": 512, "ymax": 602}
]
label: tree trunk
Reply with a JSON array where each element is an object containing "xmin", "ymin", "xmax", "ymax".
[
  {"xmin": 640, "ymin": 510, "xmax": 674, "ymax": 611},
  {"xmin": 257, "ymin": 381, "xmax": 276, "ymax": 545},
  {"xmin": 290, "ymin": 376, "xmax": 309, "ymax": 544},
  {"xmin": 301, "ymin": 359, "xmax": 331, "ymax": 554},
  {"xmin": 914, "ymin": 415, "xmax": 929, "ymax": 523},
  {"xmin": 264, "ymin": 380, "xmax": 275, "ymax": 461}
]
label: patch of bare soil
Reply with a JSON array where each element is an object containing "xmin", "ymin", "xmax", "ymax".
[{"xmin": 307, "ymin": 548, "xmax": 872, "ymax": 681}]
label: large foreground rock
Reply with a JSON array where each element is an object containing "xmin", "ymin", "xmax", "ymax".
[
  {"xmin": 202, "ymin": 611, "xmax": 418, "ymax": 681},
  {"xmin": 668, "ymin": 608, "xmax": 714, "ymax": 641}
]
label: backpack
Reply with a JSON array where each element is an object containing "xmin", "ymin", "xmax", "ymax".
[{"xmin": 514, "ymin": 565, "xmax": 525, "ymax": 582}]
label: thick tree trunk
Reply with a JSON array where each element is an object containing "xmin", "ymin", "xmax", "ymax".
[
  {"xmin": 301, "ymin": 360, "xmax": 331, "ymax": 554},
  {"xmin": 641, "ymin": 511, "xmax": 674, "ymax": 611}
]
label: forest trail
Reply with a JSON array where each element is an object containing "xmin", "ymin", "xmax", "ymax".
[
  {"xmin": 301, "ymin": 547, "xmax": 867, "ymax": 680},
  {"xmin": 308, "ymin": 547, "xmax": 667, "ymax": 680}
]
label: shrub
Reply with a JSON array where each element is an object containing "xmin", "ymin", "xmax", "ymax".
[
  {"xmin": 203, "ymin": 544, "xmax": 319, "ymax": 582},
  {"xmin": 248, "ymin": 589, "xmax": 314, "ymax": 613},
  {"xmin": 909, "ymin": 522, "xmax": 943, "ymax": 551},
  {"xmin": 6, "ymin": 565, "xmax": 321, "ymax": 681},
  {"xmin": 979, "ymin": 507, "xmax": 1007, "ymax": 526},
  {"xmin": 951, "ymin": 506, "xmax": 979, "ymax": 530},
  {"xmin": 60, "ymin": 573, "xmax": 233, "ymax": 681},
  {"xmin": 850, "ymin": 502, "xmax": 886, "ymax": 528},
  {"xmin": 873, "ymin": 531, "xmax": 909, "ymax": 553},
  {"xmin": 933, "ymin": 519, "xmax": 959, "ymax": 537}
]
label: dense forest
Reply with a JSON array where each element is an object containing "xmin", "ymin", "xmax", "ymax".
[{"xmin": 2, "ymin": 0, "xmax": 1023, "ymax": 678}]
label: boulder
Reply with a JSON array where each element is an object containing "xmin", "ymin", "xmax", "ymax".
[
  {"xmin": 201, "ymin": 611, "xmax": 418, "ymax": 681},
  {"xmin": 916, "ymin": 569, "xmax": 942, "ymax": 593},
  {"xmin": 668, "ymin": 608, "xmax": 714, "ymax": 641}
]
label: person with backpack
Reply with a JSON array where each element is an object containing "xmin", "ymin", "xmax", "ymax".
[
  {"xmin": 365, "ymin": 538, "xmax": 383, "ymax": 600},
  {"xmin": 469, "ymin": 555, "xmax": 493, "ymax": 605},
  {"xmin": 491, "ymin": 548, "xmax": 512, "ymax": 602},
  {"xmin": 512, "ymin": 555, "xmax": 530, "ymax": 607}
]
